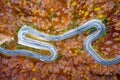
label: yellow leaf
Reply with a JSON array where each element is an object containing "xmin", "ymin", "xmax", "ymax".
[
  {"xmin": 115, "ymin": 21, "xmax": 120, "ymax": 27},
  {"xmin": 94, "ymin": 7, "xmax": 101, "ymax": 11},
  {"xmin": 23, "ymin": 1, "xmax": 27, "ymax": 5},
  {"xmin": 71, "ymin": 1, "xmax": 77, "ymax": 6},
  {"xmin": 84, "ymin": 11, "xmax": 89, "ymax": 17},
  {"xmin": 63, "ymin": 70, "xmax": 67, "ymax": 73},
  {"xmin": 32, "ymin": 77, "xmax": 37, "ymax": 80},
  {"xmin": 115, "ymin": 27, "xmax": 120, "ymax": 31},
  {"xmin": 98, "ymin": 14, "xmax": 104, "ymax": 19},
  {"xmin": 32, "ymin": 68, "xmax": 36, "ymax": 72},
  {"xmin": 50, "ymin": 8, "xmax": 54, "ymax": 12}
]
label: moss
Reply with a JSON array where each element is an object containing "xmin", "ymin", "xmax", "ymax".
[
  {"xmin": 49, "ymin": 12, "xmax": 55, "ymax": 20},
  {"xmin": 94, "ymin": 17, "xmax": 109, "ymax": 44},
  {"xmin": 102, "ymin": 17, "xmax": 107, "ymax": 26},
  {"xmin": 50, "ymin": 26, "xmax": 56, "ymax": 35},
  {"xmin": 114, "ymin": 37, "xmax": 120, "ymax": 41},
  {"xmin": 85, "ymin": 27, "xmax": 96, "ymax": 34},
  {"xmin": 1, "ymin": 40, "xmax": 17, "ymax": 49},
  {"xmin": 25, "ymin": 34, "xmax": 41, "ymax": 41},
  {"xmin": 93, "ymin": 45, "xmax": 97, "ymax": 51},
  {"xmin": 99, "ymin": 53, "xmax": 104, "ymax": 57},
  {"xmin": 79, "ymin": 48, "xmax": 84, "ymax": 51},
  {"xmin": 62, "ymin": 28, "xmax": 69, "ymax": 33},
  {"xmin": 17, "ymin": 44, "xmax": 39, "ymax": 53},
  {"xmin": 16, "ymin": 26, "xmax": 21, "ymax": 33},
  {"xmin": 102, "ymin": 17, "xmax": 109, "ymax": 37},
  {"xmin": 26, "ymin": 22, "xmax": 38, "ymax": 29},
  {"xmin": 62, "ymin": 29, "xmax": 67, "ymax": 33},
  {"xmin": 71, "ymin": 20, "xmax": 78, "ymax": 29},
  {"xmin": 1, "ymin": 42, "xmax": 9, "ymax": 49},
  {"xmin": 54, "ymin": 53, "xmax": 63, "ymax": 62},
  {"xmin": 17, "ymin": 44, "xmax": 51, "ymax": 56},
  {"xmin": 36, "ymin": 0, "xmax": 42, "ymax": 6},
  {"xmin": 74, "ymin": 13, "xmax": 80, "ymax": 19}
]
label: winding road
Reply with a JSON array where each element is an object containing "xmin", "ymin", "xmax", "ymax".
[{"xmin": 0, "ymin": 19, "xmax": 120, "ymax": 66}]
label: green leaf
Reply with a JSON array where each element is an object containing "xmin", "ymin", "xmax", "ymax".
[
  {"xmin": 54, "ymin": 54, "xmax": 63, "ymax": 62},
  {"xmin": 49, "ymin": 12, "xmax": 54, "ymax": 20},
  {"xmin": 71, "ymin": 20, "xmax": 78, "ymax": 28},
  {"xmin": 85, "ymin": 27, "xmax": 96, "ymax": 34},
  {"xmin": 1, "ymin": 42, "xmax": 9, "ymax": 49}
]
